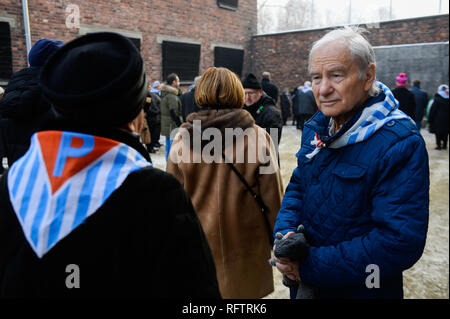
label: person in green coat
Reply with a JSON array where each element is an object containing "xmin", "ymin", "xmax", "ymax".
[{"xmin": 160, "ymin": 73, "xmax": 182, "ymax": 161}]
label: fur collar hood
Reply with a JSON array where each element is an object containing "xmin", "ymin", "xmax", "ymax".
[
  {"xmin": 160, "ymin": 84, "xmax": 180, "ymax": 96},
  {"xmin": 181, "ymin": 108, "xmax": 255, "ymax": 148}
]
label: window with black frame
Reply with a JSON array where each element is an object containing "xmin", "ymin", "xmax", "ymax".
[
  {"xmin": 162, "ymin": 41, "xmax": 201, "ymax": 83},
  {"xmin": 217, "ymin": 0, "xmax": 238, "ymax": 11},
  {"xmin": 214, "ymin": 46, "xmax": 244, "ymax": 77},
  {"xmin": 0, "ymin": 21, "xmax": 13, "ymax": 82}
]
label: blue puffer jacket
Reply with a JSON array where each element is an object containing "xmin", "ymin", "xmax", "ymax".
[{"xmin": 274, "ymin": 84, "xmax": 429, "ymax": 299}]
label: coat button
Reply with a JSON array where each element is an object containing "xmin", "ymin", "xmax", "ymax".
[{"xmin": 387, "ymin": 120, "xmax": 395, "ymax": 127}]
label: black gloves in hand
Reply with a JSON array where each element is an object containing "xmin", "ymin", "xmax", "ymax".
[
  {"xmin": 270, "ymin": 225, "xmax": 316, "ymax": 298},
  {"xmin": 274, "ymin": 225, "xmax": 309, "ymax": 262}
]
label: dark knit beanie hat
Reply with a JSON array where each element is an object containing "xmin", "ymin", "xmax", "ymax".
[
  {"xmin": 28, "ymin": 38, "xmax": 64, "ymax": 67},
  {"xmin": 242, "ymin": 73, "xmax": 261, "ymax": 89},
  {"xmin": 40, "ymin": 32, "xmax": 148, "ymax": 126}
]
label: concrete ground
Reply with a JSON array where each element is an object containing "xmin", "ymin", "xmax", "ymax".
[{"xmin": 152, "ymin": 124, "xmax": 449, "ymax": 299}]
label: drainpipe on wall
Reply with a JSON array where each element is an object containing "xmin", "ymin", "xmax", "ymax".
[{"xmin": 21, "ymin": 0, "xmax": 32, "ymax": 65}]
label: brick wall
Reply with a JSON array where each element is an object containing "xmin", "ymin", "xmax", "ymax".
[
  {"xmin": 252, "ymin": 14, "xmax": 449, "ymax": 92},
  {"xmin": 0, "ymin": 0, "xmax": 257, "ymax": 89}
]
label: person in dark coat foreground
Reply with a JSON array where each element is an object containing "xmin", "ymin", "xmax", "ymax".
[
  {"xmin": 273, "ymin": 27, "xmax": 429, "ymax": 299},
  {"xmin": 0, "ymin": 38, "xmax": 63, "ymax": 169},
  {"xmin": 428, "ymin": 84, "xmax": 449, "ymax": 150},
  {"xmin": 0, "ymin": 32, "xmax": 220, "ymax": 299}
]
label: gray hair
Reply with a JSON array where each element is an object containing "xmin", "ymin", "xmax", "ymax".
[
  {"xmin": 194, "ymin": 75, "xmax": 201, "ymax": 85},
  {"xmin": 308, "ymin": 26, "xmax": 380, "ymax": 97}
]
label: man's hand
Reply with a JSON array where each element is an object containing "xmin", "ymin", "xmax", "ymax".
[
  {"xmin": 271, "ymin": 226, "xmax": 309, "ymax": 282},
  {"xmin": 273, "ymin": 232, "xmax": 299, "ymax": 281},
  {"xmin": 274, "ymin": 256, "xmax": 300, "ymax": 282}
]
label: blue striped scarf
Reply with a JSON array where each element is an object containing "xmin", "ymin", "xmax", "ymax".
[
  {"xmin": 306, "ymin": 82, "xmax": 414, "ymax": 159},
  {"xmin": 7, "ymin": 131, "xmax": 152, "ymax": 258}
]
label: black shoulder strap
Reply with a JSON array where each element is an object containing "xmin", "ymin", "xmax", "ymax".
[{"xmin": 221, "ymin": 153, "xmax": 274, "ymax": 246}]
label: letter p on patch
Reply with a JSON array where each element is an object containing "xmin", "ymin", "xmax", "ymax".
[{"xmin": 53, "ymin": 132, "xmax": 94, "ymax": 177}]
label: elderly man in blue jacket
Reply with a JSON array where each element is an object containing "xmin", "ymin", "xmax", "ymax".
[{"xmin": 273, "ymin": 27, "xmax": 429, "ymax": 299}]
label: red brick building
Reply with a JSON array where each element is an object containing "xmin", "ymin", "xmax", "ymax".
[
  {"xmin": 252, "ymin": 14, "xmax": 449, "ymax": 93},
  {"xmin": 1, "ymin": 2, "xmax": 448, "ymax": 93},
  {"xmin": 0, "ymin": 0, "xmax": 256, "ymax": 88}
]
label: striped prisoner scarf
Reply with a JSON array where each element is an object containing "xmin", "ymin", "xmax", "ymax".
[
  {"xmin": 7, "ymin": 131, "xmax": 151, "ymax": 258},
  {"xmin": 306, "ymin": 82, "xmax": 415, "ymax": 159}
]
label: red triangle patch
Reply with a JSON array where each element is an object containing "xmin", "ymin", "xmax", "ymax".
[{"xmin": 36, "ymin": 131, "xmax": 119, "ymax": 194}]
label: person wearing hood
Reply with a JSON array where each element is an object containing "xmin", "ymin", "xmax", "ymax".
[
  {"xmin": 242, "ymin": 73, "xmax": 283, "ymax": 144},
  {"xmin": 392, "ymin": 73, "xmax": 416, "ymax": 120},
  {"xmin": 428, "ymin": 84, "xmax": 449, "ymax": 150},
  {"xmin": 167, "ymin": 67, "xmax": 283, "ymax": 298},
  {"xmin": 160, "ymin": 73, "xmax": 182, "ymax": 162},
  {"xmin": 150, "ymin": 80, "xmax": 161, "ymax": 95},
  {"xmin": 273, "ymin": 27, "xmax": 429, "ymax": 299},
  {"xmin": 0, "ymin": 38, "xmax": 63, "ymax": 169},
  {"xmin": 0, "ymin": 32, "xmax": 220, "ymax": 298}
]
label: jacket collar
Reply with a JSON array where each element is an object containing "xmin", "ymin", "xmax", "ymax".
[
  {"xmin": 305, "ymin": 91, "xmax": 385, "ymax": 145},
  {"xmin": 161, "ymin": 84, "xmax": 179, "ymax": 95},
  {"xmin": 245, "ymin": 92, "xmax": 274, "ymax": 115}
]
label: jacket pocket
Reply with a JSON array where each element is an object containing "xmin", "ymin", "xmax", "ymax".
[
  {"xmin": 332, "ymin": 162, "xmax": 367, "ymax": 179},
  {"xmin": 330, "ymin": 162, "xmax": 369, "ymax": 218}
]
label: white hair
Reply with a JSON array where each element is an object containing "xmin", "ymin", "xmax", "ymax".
[
  {"xmin": 304, "ymin": 81, "xmax": 311, "ymax": 87},
  {"xmin": 308, "ymin": 26, "xmax": 380, "ymax": 97}
]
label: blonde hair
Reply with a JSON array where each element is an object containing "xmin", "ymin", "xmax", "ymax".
[{"xmin": 195, "ymin": 67, "xmax": 245, "ymax": 109}]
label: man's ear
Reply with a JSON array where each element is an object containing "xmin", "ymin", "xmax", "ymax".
[
  {"xmin": 121, "ymin": 121, "xmax": 136, "ymax": 133},
  {"xmin": 364, "ymin": 63, "xmax": 376, "ymax": 91},
  {"xmin": 121, "ymin": 109, "xmax": 144, "ymax": 133}
]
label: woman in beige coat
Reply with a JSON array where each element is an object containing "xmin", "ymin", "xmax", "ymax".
[{"xmin": 167, "ymin": 67, "xmax": 283, "ymax": 298}]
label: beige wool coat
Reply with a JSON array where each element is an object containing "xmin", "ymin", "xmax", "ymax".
[{"xmin": 167, "ymin": 108, "xmax": 283, "ymax": 299}]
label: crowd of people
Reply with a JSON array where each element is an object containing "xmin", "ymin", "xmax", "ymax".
[
  {"xmin": 0, "ymin": 26, "xmax": 447, "ymax": 299},
  {"xmin": 272, "ymin": 71, "xmax": 448, "ymax": 151}
]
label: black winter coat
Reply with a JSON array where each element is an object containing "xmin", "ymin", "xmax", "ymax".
[
  {"xmin": 411, "ymin": 86, "xmax": 428, "ymax": 124},
  {"xmin": 296, "ymin": 90, "xmax": 317, "ymax": 115},
  {"xmin": 245, "ymin": 92, "xmax": 283, "ymax": 143},
  {"xmin": 180, "ymin": 88, "xmax": 200, "ymax": 122},
  {"xmin": 0, "ymin": 120, "xmax": 221, "ymax": 299},
  {"xmin": 392, "ymin": 87, "xmax": 416, "ymax": 120},
  {"xmin": 429, "ymin": 94, "xmax": 449, "ymax": 135},
  {"xmin": 0, "ymin": 67, "xmax": 52, "ymax": 168},
  {"xmin": 280, "ymin": 94, "xmax": 292, "ymax": 121},
  {"xmin": 261, "ymin": 79, "xmax": 279, "ymax": 104}
]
